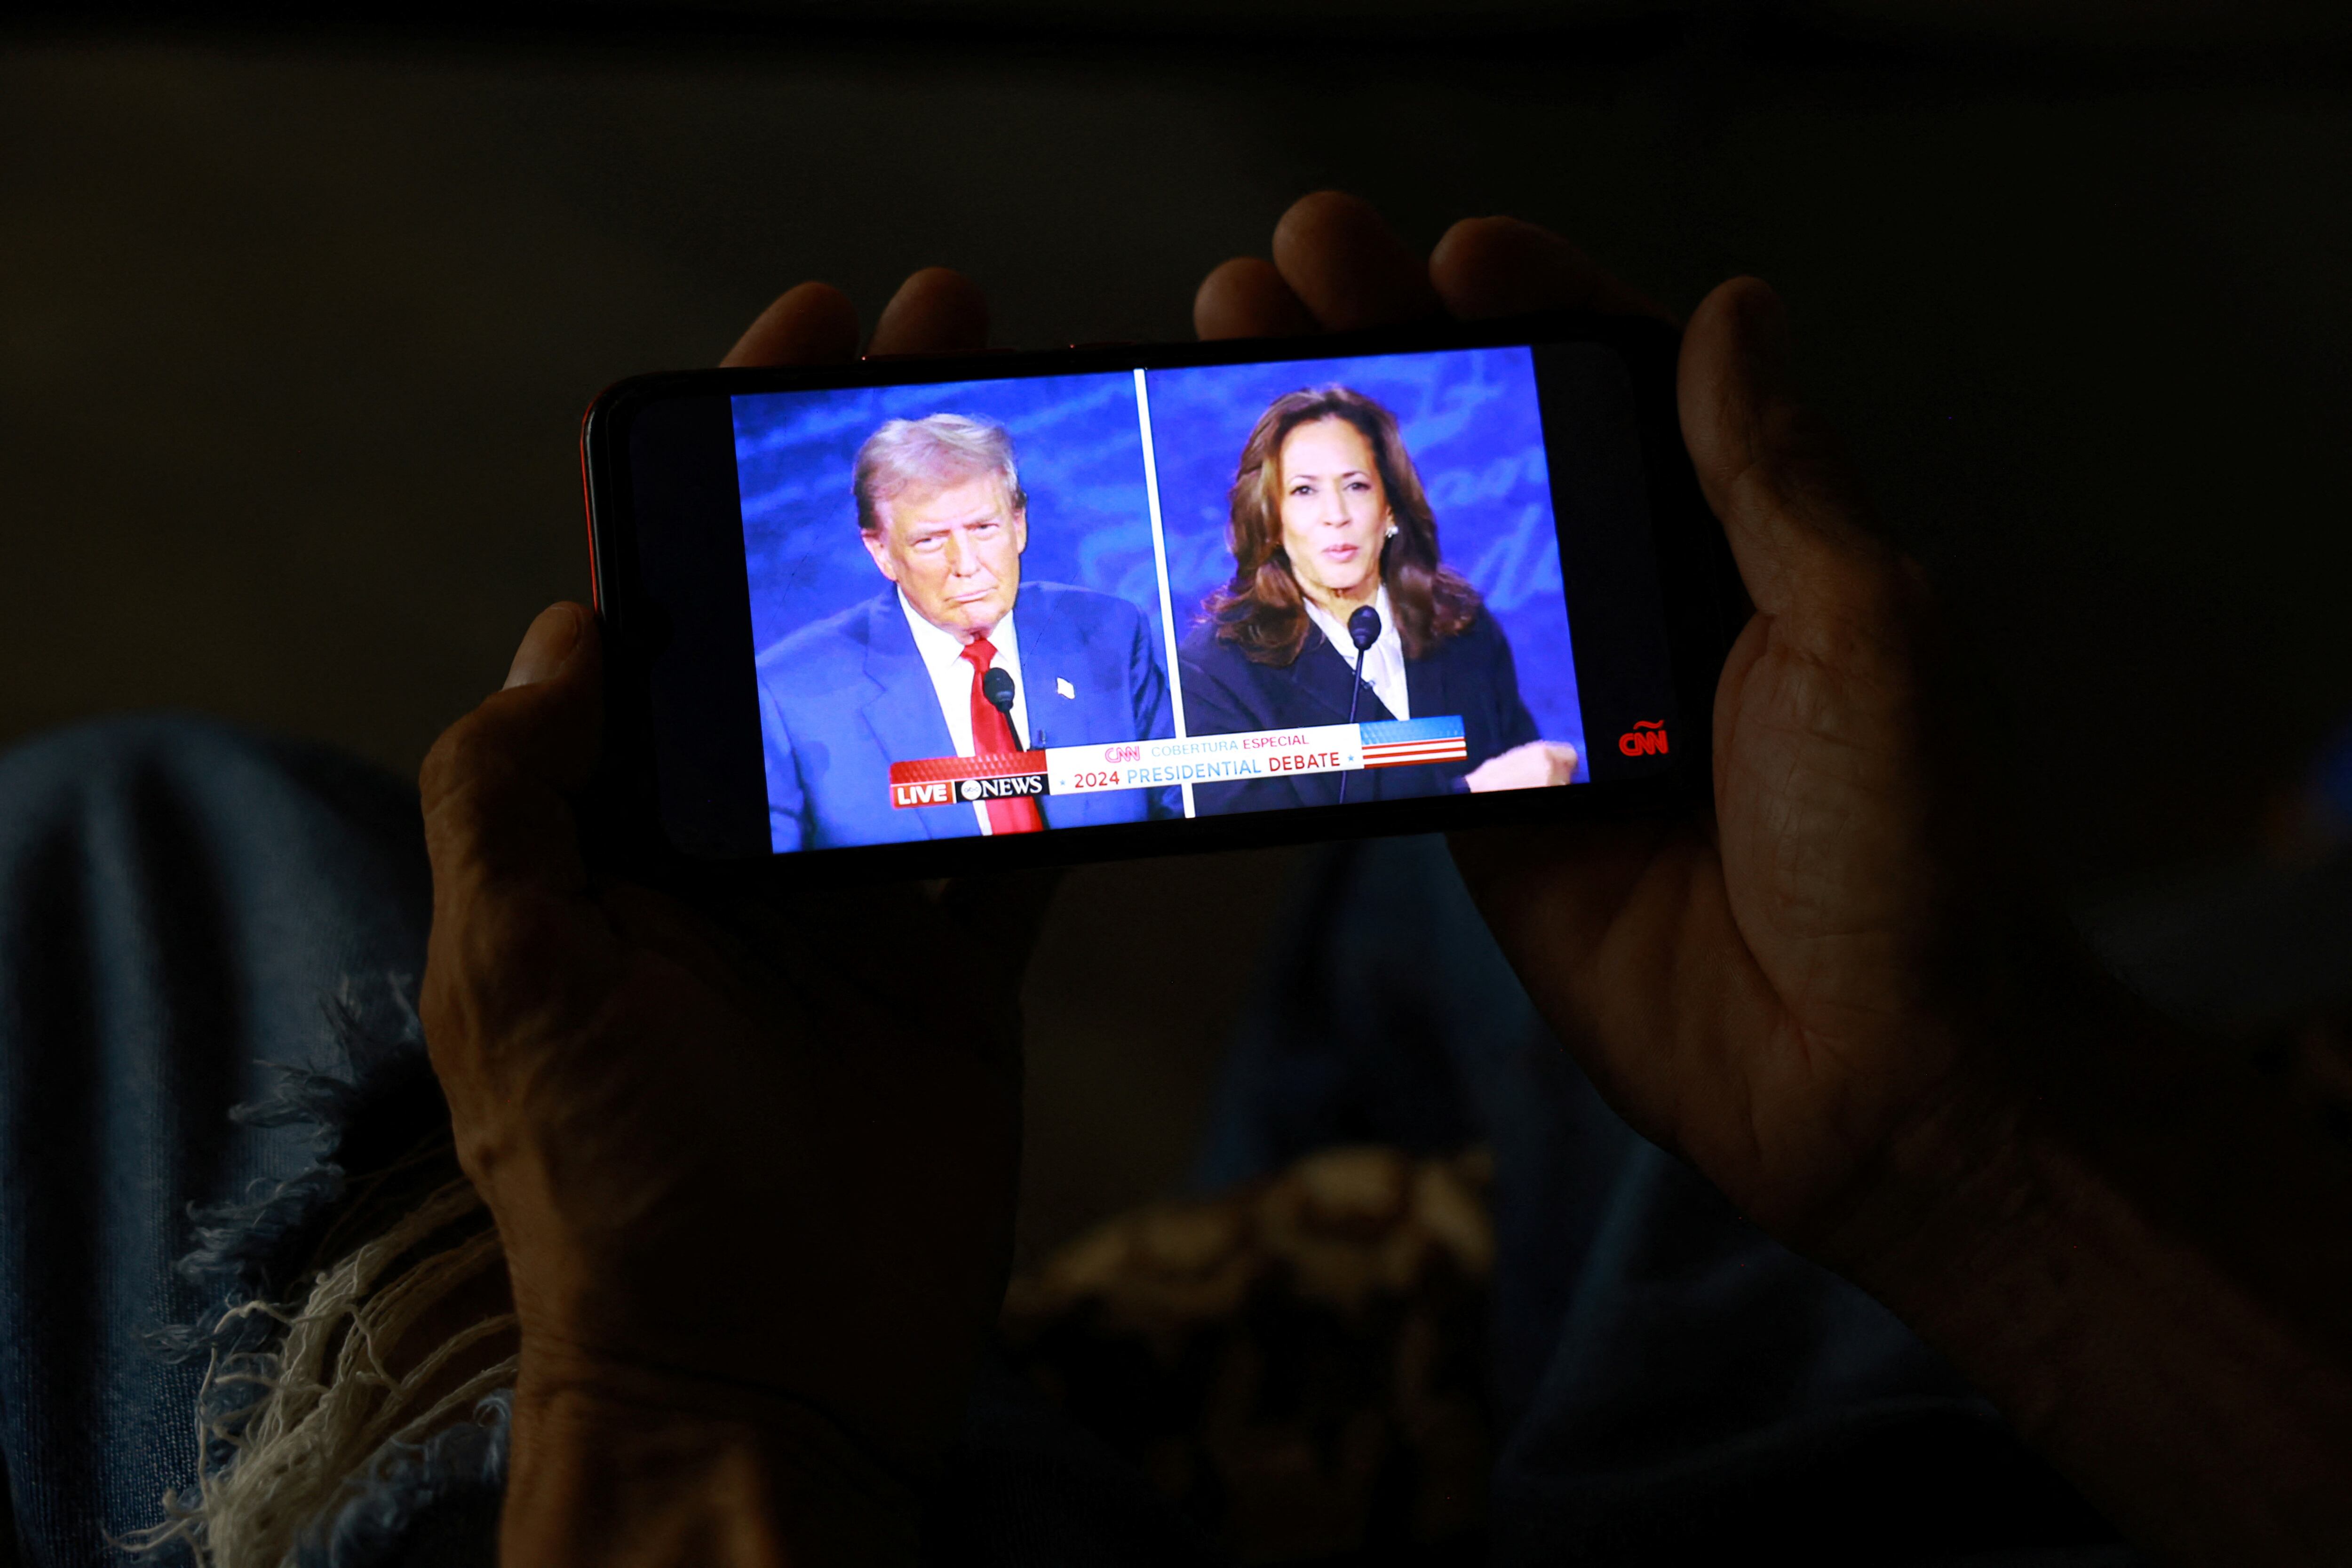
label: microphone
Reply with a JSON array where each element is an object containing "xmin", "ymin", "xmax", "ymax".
[
  {"xmin": 1338, "ymin": 604, "xmax": 1382, "ymax": 805},
  {"xmin": 982, "ymin": 666, "xmax": 1025, "ymax": 751}
]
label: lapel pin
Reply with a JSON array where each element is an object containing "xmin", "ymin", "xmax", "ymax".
[{"xmin": 1056, "ymin": 677, "xmax": 1076, "ymax": 699}]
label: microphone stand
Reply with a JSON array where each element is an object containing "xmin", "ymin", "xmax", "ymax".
[
  {"xmin": 1338, "ymin": 642, "xmax": 1370, "ymax": 805},
  {"xmin": 1338, "ymin": 603, "xmax": 1381, "ymax": 806}
]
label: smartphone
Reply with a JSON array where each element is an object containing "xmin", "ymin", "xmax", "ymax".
[{"xmin": 581, "ymin": 312, "xmax": 1741, "ymax": 880}]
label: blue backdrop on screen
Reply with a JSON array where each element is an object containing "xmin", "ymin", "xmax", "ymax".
[
  {"xmin": 732, "ymin": 373, "xmax": 1164, "ymax": 659},
  {"xmin": 1143, "ymin": 348, "xmax": 1585, "ymax": 766}
]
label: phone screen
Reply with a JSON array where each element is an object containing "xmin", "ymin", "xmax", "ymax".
[{"xmin": 603, "ymin": 329, "xmax": 1708, "ymax": 865}]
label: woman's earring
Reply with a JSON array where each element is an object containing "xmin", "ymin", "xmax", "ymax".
[{"xmin": 1384, "ymin": 523, "xmax": 1399, "ymax": 539}]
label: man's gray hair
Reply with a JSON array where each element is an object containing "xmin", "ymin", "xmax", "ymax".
[{"xmin": 853, "ymin": 413, "xmax": 1026, "ymax": 533}]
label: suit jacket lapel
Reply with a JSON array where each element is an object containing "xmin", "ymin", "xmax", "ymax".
[
  {"xmin": 1007, "ymin": 597, "xmax": 1079, "ymax": 828},
  {"xmin": 1287, "ymin": 636, "xmax": 1396, "ymax": 726},
  {"xmin": 1011, "ymin": 598, "xmax": 1076, "ymax": 751},
  {"xmin": 859, "ymin": 594, "xmax": 964, "ymax": 841},
  {"xmin": 1405, "ymin": 636, "xmax": 1446, "ymax": 725}
]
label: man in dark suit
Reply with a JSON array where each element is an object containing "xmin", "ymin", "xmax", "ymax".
[{"xmin": 757, "ymin": 414, "xmax": 1176, "ymax": 852}]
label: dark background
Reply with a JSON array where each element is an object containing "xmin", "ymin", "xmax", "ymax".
[{"xmin": 5, "ymin": 0, "xmax": 2349, "ymax": 1255}]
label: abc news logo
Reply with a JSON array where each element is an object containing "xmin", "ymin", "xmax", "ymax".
[{"xmin": 892, "ymin": 772, "xmax": 1049, "ymax": 808}]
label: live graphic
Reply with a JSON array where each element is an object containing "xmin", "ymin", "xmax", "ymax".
[{"xmin": 890, "ymin": 772, "xmax": 1049, "ymax": 808}]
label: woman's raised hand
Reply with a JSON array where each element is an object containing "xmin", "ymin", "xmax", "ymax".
[{"xmin": 1461, "ymin": 740, "xmax": 1581, "ymax": 793}]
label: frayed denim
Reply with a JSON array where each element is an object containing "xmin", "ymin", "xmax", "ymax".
[
  {"xmin": 0, "ymin": 716, "xmax": 437, "ymax": 1567},
  {"xmin": 0, "ymin": 716, "xmax": 1212, "ymax": 1568}
]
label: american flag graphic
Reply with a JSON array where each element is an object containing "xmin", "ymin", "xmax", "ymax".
[{"xmin": 1360, "ymin": 716, "xmax": 1469, "ymax": 769}]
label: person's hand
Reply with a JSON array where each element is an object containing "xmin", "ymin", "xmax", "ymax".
[
  {"xmin": 421, "ymin": 268, "xmax": 1043, "ymax": 1566},
  {"xmin": 1201, "ymin": 194, "xmax": 2352, "ymax": 1563},
  {"xmin": 1203, "ymin": 191, "xmax": 2010, "ymax": 1262},
  {"xmin": 1462, "ymin": 740, "xmax": 1580, "ymax": 794}
]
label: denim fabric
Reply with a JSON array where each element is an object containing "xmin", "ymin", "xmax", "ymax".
[
  {"xmin": 0, "ymin": 717, "xmax": 2134, "ymax": 1566},
  {"xmin": 0, "ymin": 716, "xmax": 1216, "ymax": 1568},
  {"xmin": 0, "ymin": 716, "xmax": 432, "ymax": 1566}
]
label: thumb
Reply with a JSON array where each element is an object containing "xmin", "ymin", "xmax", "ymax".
[
  {"xmin": 503, "ymin": 599, "xmax": 593, "ymax": 692},
  {"xmin": 1678, "ymin": 278, "xmax": 1884, "ymax": 618},
  {"xmin": 421, "ymin": 602, "xmax": 604, "ymax": 901}
]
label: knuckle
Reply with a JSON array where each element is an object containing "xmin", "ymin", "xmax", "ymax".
[
  {"xmin": 423, "ymin": 771, "xmax": 580, "ymax": 894},
  {"xmin": 424, "ymin": 884, "xmax": 605, "ymax": 1066},
  {"xmin": 420, "ymin": 708, "xmax": 504, "ymax": 809},
  {"xmin": 420, "ymin": 763, "xmax": 500, "ymax": 874}
]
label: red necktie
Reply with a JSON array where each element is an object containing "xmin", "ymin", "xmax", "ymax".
[{"xmin": 960, "ymin": 637, "xmax": 1044, "ymax": 835}]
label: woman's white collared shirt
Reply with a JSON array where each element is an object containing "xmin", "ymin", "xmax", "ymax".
[{"xmin": 1303, "ymin": 582, "xmax": 1409, "ymax": 722}]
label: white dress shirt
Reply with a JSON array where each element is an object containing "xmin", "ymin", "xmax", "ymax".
[
  {"xmin": 1304, "ymin": 582, "xmax": 1409, "ymax": 722},
  {"xmin": 899, "ymin": 591, "xmax": 1032, "ymax": 835}
]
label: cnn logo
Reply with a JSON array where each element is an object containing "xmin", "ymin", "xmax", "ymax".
[{"xmin": 1617, "ymin": 720, "xmax": 1669, "ymax": 757}]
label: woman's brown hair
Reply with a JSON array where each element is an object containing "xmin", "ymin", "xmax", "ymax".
[{"xmin": 1201, "ymin": 386, "xmax": 1482, "ymax": 665}]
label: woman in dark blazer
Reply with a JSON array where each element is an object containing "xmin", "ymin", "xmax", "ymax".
[{"xmin": 1178, "ymin": 385, "xmax": 1580, "ymax": 816}]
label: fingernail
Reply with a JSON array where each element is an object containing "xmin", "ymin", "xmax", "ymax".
[{"xmin": 504, "ymin": 603, "xmax": 586, "ymax": 689}]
